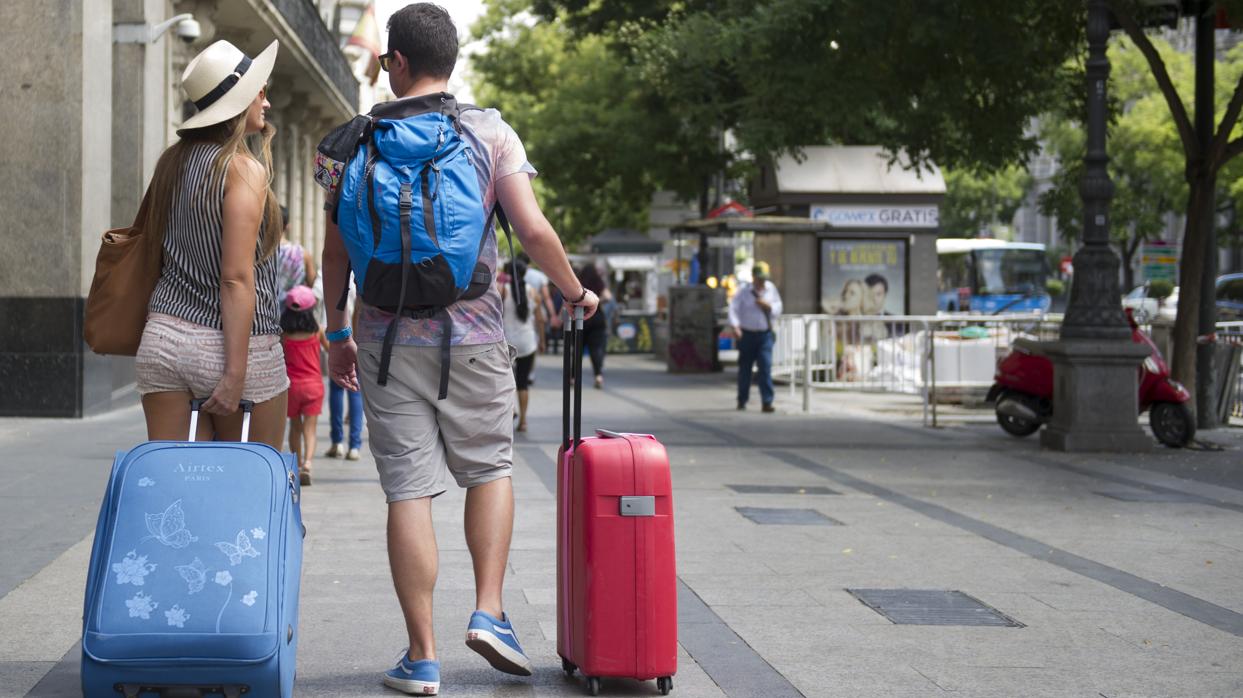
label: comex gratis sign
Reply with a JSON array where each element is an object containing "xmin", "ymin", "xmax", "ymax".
[{"xmin": 811, "ymin": 205, "xmax": 939, "ymax": 229}]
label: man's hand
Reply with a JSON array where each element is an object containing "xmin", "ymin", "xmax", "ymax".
[
  {"xmin": 755, "ymin": 298, "xmax": 771, "ymax": 313},
  {"xmin": 730, "ymin": 325, "xmax": 742, "ymax": 340},
  {"xmin": 566, "ymin": 289, "xmax": 600, "ymax": 320},
  {"xmin": 329, "ymin": 338, "xmax": 360, "ymax": 391}
]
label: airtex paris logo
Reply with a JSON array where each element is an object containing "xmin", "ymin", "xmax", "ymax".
[{"xmin": 175, "ymin": 462, "xmax": 224, "ymax": 482}]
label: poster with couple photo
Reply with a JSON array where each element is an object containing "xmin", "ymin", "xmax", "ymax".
[{"xmin": 819, "ymin": 239, "xmax": 907, "ymax": 316}]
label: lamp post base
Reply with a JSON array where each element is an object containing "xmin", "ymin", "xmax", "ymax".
[{"xmin": 1022, "ymin": 339, "xmax": 1152, "ymax": 452}]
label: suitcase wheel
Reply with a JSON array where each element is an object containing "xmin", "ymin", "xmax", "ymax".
[
  {"xmin": 658, "ymin": 676, "xmax": 673, "ymax": 695},
  {"xmin": 585, "ymin": 676, "xmax": 601, "ymax": 696},
  {"xmin": 561, "ymin": 657, "xmax": 577, "ymax": 677}
]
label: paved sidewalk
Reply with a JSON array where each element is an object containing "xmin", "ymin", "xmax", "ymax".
[{"xmin": 4, "ymin": 354, "xmax": 1243, "ymax": 697}]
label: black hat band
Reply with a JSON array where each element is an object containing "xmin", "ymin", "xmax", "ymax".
[{"xmin": 193, "ymin": 56, "xmax": 253, "ymax": 112}]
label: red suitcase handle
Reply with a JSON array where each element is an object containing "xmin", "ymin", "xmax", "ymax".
[{"xmin": 562, "ymin": 306, "xmax": 585, "ymax": 452}]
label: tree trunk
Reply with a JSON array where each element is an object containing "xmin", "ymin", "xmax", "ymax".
[
  {"xmin": 1120, "ymin": 241, "xmax": 1136, "ymax": 292},
  {"xmin": 1171, "ymin": 181, "xmax": 1211, "ymax": 409}
]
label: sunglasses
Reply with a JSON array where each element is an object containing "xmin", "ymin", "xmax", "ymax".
[{"xmin": 379, "ymin": 51, "xmax": 395, "ymax": 72}]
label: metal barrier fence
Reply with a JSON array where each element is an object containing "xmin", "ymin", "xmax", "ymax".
[
  {"xmin": 771, "ymin": 313, "xmax": 1059, "ymax": 426},
  {"xmin": 772, "ymin": 313, "xmax": 1243, "ymax": 427},
  {"xmin": 1219, "ymin": 321, "xmax": 1243, "ymax": 424}
]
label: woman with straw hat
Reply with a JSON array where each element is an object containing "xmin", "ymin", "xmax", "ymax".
[{"xmin": 134, "ymin": 39, "xmax": 289, "ymax": 448}]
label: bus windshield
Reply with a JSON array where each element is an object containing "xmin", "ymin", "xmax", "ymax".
[{"xmin": 974, "ymin": 249, "xmax": 1047, "ymax": 296}]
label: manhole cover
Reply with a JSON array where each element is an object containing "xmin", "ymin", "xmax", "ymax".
[
  {"xmin": 847, "ymin": 589, "xmax": 1023, "ymax": 627},
  {"xmin": 727, "ymin": 484, "xmax": 840, "ymax": 495},
  {"xmin": 735, "ymin": 507, "xmax": 842, "ymax": 526},
  {"xmin": 1094, "ymin": 490, "xmax": 1202, "ymax": 503}
]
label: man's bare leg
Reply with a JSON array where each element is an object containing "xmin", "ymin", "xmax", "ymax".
[
  {"xmin": 464, "ymin": 477, "xmax": 514, "ymax": 617},
  {"xmin": 388, "ymin": 497, "xmax": 438, "ymax": 660}
]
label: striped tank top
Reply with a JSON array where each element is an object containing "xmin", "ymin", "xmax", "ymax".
[{"xmin": 148, "ymin": 142, "xmax": 281, "ymax": 335}]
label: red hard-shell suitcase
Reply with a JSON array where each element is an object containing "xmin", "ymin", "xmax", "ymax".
[{"xmin": 556, "ymin": 308, "xmax": 678, "ymax": 696}]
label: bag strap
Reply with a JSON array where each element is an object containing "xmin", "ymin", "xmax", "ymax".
[
  {"xmin": 377, "ymin": 184, "xmax": 416, "ymax": 388},
  {"xmin": 363, "ymin": 146, "xmax": 383, "ymax": 252},
  {"xmin": 494, "ymin": 206, "xmax": 523, "ymax": 308}
]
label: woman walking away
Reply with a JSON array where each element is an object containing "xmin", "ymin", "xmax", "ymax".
[
  {"xmin": 577, "ymin": 263, "xmax": 610, "ymax": 389},
  {"xmin": 276, "ymin": 204, "xmax": 316, "ymax": 304},
  {"xmin": 502, "ymin": 259, "xmax": 544, "ymax": 432},
  {"xmin": 134, "ymin": 39, "xmax": 287, "ymax": 448},
  {"xmin": 281, "ymin": 285, "xmax": 324, "ymax": 485}
]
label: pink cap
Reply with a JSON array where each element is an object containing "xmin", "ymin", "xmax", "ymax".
[{"xmin": 284, "ymin": 285, "xmax": 316, "ymax": 312}]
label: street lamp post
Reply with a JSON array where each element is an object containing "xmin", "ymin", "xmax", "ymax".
[{"xmin": 1028, "ymin": 0, "xmax": 1151, "ymax": 451}]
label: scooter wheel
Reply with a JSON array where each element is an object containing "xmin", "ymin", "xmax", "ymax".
[
  {"xmin": 562, "ymin": 657, "xmax": 577, "ymax": 677},
  {"xmin": 1150, "ymin": 401, "xmax": 1196, "ymax": 448},
  {"xmin": 996, "ymin": 411, "xmax": 1040, "ymax": 437},
  {"xmin": 586, "ymin": 676, "xmax": 602, "ymax": 696},
  {"xmin": 658, "ymin": 676, "xmax": 673, "ymax": 694}
]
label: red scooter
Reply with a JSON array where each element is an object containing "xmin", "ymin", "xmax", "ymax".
[{"xmin": 987, "ymin": 310, "xmax": 1196, "ymax": 447}]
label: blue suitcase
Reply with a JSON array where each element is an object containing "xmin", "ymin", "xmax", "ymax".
[{"xmin": 81, "ymin": 401, "xmax": 304, "ymax": 697}]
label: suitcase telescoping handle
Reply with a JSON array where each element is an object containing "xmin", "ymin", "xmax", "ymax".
[
  {"xmin": 562, "ymin": 306, "xmax": 585, "ymax": 451},
  {"xmin": 188, "ymin": 398, "xmax": 255, "ymax": 442}
]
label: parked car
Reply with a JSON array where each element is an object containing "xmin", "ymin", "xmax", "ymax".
[
  {"xmin": 1217, "ymin": 273, "xmax": 1243, "ymax": 321},
  {"xmin": 1122, "ymin": 283, "xmax": 1178, "ymax": 322},
  {"xmin": 1124, "ymin": 275, "xmax": 1243, "ymax": 323}
]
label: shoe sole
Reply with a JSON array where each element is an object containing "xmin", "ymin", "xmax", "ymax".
[
  {"xmin": 382, "ymin": 674, "xmax": 439, "ymax": 695},
  {"xmin": 465, "ymin": 628, "xmax": 533, "ymax": 676}
]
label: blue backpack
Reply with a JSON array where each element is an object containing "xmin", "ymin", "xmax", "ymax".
[{"xmin": 315, "ymin": 94, "xmax": 518, "ymax": 399}]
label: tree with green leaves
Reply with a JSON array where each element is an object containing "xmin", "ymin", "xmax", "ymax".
[
  {"xmin": 1106, "ymin": 0, "xmax": 1243, "ymax": 423},
  {"xmin": 941, "ymin": 166, "xmax": 1032, "ymax": 239},
  {"xmin": 470, "ymin": 1, "xmax": 721, "ymax": 244},
  {"xmin": 1038, "ymin": 35, "xmax": 1193, "ymax": 291},
  {"xmin": 538, "ymin": 0, "xmax": 1085, "ymax": 171}
]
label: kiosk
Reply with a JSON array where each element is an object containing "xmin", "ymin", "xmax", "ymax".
[{"xmin": 750, "ymin": 145, "xmax": 945, "ymax": 315}]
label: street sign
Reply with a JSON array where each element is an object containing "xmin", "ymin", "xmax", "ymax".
[{"xmin": 1141, "ymin": 243, "xmax": 1180, "ymax": 283}]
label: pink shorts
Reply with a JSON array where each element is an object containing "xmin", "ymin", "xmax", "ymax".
[
  {"xmin": 287, "ymin": 380, "xmax": 324, "ymax": 418},
  {"xmin": 135, "ymin": 313, "xmax": 289, "ymax": 402}
]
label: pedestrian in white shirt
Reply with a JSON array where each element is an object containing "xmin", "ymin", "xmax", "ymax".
[{"xmin": 729, "ymin": 261, "xmax": 783, "ymax": 412}]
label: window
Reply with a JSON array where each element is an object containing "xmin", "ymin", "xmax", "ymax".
[{"xmin": 972, "ymin": 250, "xmax": 1048, "ymax": 296}]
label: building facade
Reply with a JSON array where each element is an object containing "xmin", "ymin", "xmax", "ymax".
[{"xmin": 0, "ymin": 0, "xmax": 362, "ymax": 417}]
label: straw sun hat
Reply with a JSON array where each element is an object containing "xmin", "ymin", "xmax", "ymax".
[{"xmin": 179, "ymin": 39, "xmax": 279, "ymax": 131}]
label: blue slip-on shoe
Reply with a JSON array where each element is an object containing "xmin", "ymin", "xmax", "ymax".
[
  {"xmin": 382, "ymin": 650, "xmax": 440, "ymax": 695},
  {"xmin": 465, "ymin": 610, "xmax": 534, "ymax": 676}
]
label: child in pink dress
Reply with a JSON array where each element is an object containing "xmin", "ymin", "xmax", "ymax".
[{"xmin": 281, "ymin": 285, "xmax": 324, "ymax": 485}]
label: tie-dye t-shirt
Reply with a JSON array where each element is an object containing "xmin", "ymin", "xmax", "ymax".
[{"xmin": 354, "ymin": 108, "xmax": 537, "ymax": 347}]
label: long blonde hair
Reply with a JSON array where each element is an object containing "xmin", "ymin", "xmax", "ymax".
[{"xmin": 143, "ymin": 113, "xmax": 282, "ymax": 262}]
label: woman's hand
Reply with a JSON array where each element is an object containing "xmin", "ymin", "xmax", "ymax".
[{"xmin": 203, "ymin": 372, "xmax": 244, "ymax": 415}]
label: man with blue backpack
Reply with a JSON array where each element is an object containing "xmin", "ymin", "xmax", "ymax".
[{"xmin": 314, "ymin": 4, "xmax": 599, "ymax": 694}]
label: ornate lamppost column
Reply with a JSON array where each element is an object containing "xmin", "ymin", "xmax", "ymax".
[{"xmin": 1027, "ymin": 0, "xmax": 1151, "ymax": 451}]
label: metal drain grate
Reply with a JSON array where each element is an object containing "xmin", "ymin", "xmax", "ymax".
[
  {"xmin": 847, "ymin": 589, "xmax": 1024, "ymax": 627},
  {"xmin": 1094, "ymin": 490, "xmax": 1203, "ymax": 503},
  {"xmin": 735, "ymin": 507, "xmax": 843, "ymax": 526},
  {"xmin": 727, "ymin": 484, "xmax": 840, "ymax": 495}
]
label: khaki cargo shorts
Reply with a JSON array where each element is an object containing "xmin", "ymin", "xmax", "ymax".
[{"xmin": 357, "ymin": 341, "xmax": 515, "ymax": 502}]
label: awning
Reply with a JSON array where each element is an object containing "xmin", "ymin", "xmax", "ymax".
[
  {"xmin": 603, "ymin": 255, "xmax": 659, "ymax": 272},
  {"xmin": 588, "ymin": 228, "xmax": 664, "ymax": 254}
]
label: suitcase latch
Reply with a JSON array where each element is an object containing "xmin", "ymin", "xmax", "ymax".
[{"xmin": 619, "ymin": 496, "xmax": 655, "ymax": 517}]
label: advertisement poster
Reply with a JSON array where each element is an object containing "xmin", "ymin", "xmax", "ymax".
[{"xmin": 819, "ymin": 239, "xmax": 907, "ymax": 316}]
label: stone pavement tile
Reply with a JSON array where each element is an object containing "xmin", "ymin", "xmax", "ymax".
[
  {"xmin": 1024, "ymin": 585, "xmax": 1196, "ymax": 613},
  {"xmin": 523, "ymin": 587, "xmax": 555, "ymax": 606},
  {"xmin": 0, "ymin": 534, "xmax": 92, "ymax": 664},
  {"xmin": 677, "ymin": 571, "xmax": 813, "ymax": 591},
  {"xmin": 766, "ymin": 658, "xmax": 942, "ymax": 697},
  {"xmin": 0, "ymin": 661, "xmax": 57, "ymax": 698},
  {"xmin": 689, "ymin": 586, "xmax": 820, "ymax": 607},
  {"xmin": 1084, "ymin": 613, "xmax": 1243, "ymax": 662},
  {"xmin": 907, "ymin": 665, "xmax": 1097, "ymax": 696}
]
